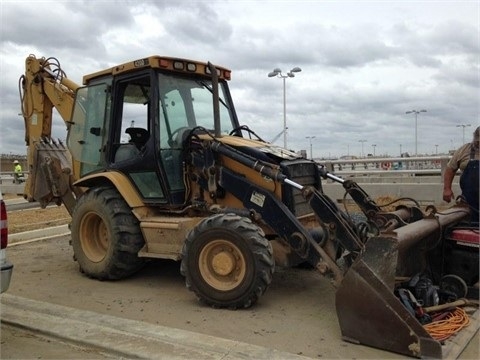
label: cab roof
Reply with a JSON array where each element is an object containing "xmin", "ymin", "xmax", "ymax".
[{"xmin": 83, "ymin": 55, "xmax": 231, "ymax": 85}]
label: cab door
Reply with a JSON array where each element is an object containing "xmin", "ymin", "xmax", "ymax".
[{"xmin": 109, "ymin": 73, "xmax": 166, "ymax": 201}]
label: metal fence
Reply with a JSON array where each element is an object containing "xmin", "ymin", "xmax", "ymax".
[
  {"xmin": 321, "ymin": 155, "xmax": 448, "ymax": 175},
  {"xmin": 319, "ymin": 155, "xmax": 457, "ymax": 206}
]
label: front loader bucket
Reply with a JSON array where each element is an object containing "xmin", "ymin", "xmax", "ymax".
[
  {"xmin": 336, "ymin": 236, "xmax": 441, "ymax": 358},
  {"xmin": 335, "ymin": 206, "xmax": 470, "ymax": 358}
]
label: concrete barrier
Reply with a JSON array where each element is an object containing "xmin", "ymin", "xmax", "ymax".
[
  {"xmin": 9, "ymin": 225, "xmax": 70, "ymax": 245},
  {"xmin": 1, "ymin": 294, "xmax": 309, "ymax": 360},
  {"xmin": 323, "ymin": 181, "xmax": 461, "ymax": 206},
  {"xmin": 1, "ymin": 182, "xmax": 25, "ymax": 196}
]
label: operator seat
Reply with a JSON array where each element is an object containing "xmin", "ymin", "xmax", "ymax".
[
  {"xmin": 114, "ymin": 143, "xmax": 140, "ymax": 162},
  {"xmin": 125, "ymin": 127, "xmax": 149, "ymax": 150},
  {"xmin": 114, "ymin": 128, "xmax": 149, "ymax": 162}
]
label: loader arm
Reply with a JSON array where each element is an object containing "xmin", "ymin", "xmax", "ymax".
[
  {"xmin": 192, "ymin": 139, "xmax": 366, "ymax": 285},
  {"xmin": 320, "ymin": 168, "xmax": 424, "ymax": 227},
  {"xmin": 19, "ymin": 55, "xmax": 80, "ymax": 212}
]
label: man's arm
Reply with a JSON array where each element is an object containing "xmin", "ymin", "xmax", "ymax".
[{"xmin": 443, "ymin": 166, "xmax": 456, "ymax": 202}]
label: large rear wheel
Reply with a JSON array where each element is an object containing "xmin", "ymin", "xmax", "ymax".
[
  {"xmin": 71, "ymin": 187, "xmax": 145, "ymax": 280},
  {"xmin": 180, "ymin": 213, "xmax": 274, "ymax": 309}
]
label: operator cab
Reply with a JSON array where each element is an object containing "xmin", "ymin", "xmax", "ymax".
[{"xmin": 67, "ymin": 56, "xmax": 238, "ymax": 206}]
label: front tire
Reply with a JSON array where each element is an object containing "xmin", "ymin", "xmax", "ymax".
[
  {"xmin": 180, "ymin": 213, "xmax": 274, "ymax": 309},
  {"xmin": 71, "ymin": 186, "xmax": 145, "ymax": 280}
]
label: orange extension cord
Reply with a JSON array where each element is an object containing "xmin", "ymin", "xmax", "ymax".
[{"xmin": 424, "ymin": 307, "xmax": 471, "ymax": 342}]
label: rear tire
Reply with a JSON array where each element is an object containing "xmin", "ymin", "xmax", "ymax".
[
  {"xmin": 180, "ymin": 213, "xmax": 274, "ymax": 309},
  {"xmin": 71, "ymin": 187, "xmax": 145, "ymax": 280}
]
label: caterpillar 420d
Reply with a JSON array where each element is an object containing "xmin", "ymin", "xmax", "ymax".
[{"xmin": 19, "ymin": 54, "xmax": 472, "ymax": 358}]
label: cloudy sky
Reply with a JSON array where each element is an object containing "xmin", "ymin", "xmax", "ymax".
[{"xmin": 1, "ymin": 0, "xmax": 478, "ymax": 159}]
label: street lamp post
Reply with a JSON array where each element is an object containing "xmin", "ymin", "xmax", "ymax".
[
  {"xmin": 305, "ymin": 136, "xmax": 315, "ymax": 159},
  {"xmin": 405, "ymin": 109, "xmax": 427, "ymax": 156},
  {"xmin": 268, "ymin": 66, "xmax": 302, "ymax": 149},
  {"xmin": 358, "ymin": 139, "xmax": 367, "ymax": 158},
  {"xmin": 371, "ymin": 144, "xmax": 376, "ymax": 157},
  {"xmin": 456, "ymin": 124, "xmax": 471, "ymax": 144}
]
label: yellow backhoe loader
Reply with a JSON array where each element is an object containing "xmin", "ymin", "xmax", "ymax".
[{"xmin": 19, "ymin": 54, "xmax": 474, "ymax": 358}]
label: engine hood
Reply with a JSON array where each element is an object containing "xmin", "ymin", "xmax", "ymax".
[{"xmin": 213, "ymin": 135, "xmax": 303, "ymax": 161}]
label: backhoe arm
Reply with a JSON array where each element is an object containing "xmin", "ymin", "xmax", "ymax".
[{"xmin": 19, "ymin": 55, "xmax": 80, "ymax": 211}]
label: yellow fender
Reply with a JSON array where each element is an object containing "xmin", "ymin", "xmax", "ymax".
[{"xmin": 73, "ymin": 171, "xmax": 144, "ymax": 208}]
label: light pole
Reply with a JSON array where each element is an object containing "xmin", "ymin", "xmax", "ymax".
[
  {"xmin": 371, "ymin": 144, "xmax": 376, "ymax": 157},
  {"xmin": 268, "ymin": 66, "xmax": 302, "ymax": 149},
  {"xmin": 456, "ymin": 124, "xmax": 471, "ymax": 144},
  {"xmin": 405, "ymin": 109, "xmax": 427, "ymax": 156},
  {"xmin": 435, "ymin": 144, "xmax": 438, "ymax": 155},
  {"xmin": 305, "ymin": 136, "xmax": 315, "ymax": 159},
  {"xmin": 358, "ymin": 139, "xmax": 367, "ymax": 158}
]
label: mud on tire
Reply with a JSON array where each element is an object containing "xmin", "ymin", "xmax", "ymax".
[
  {"xmin": 180, "ymin": 213, "xmax": 274, "ymax": 309},
  {"xmin": 71, "ymin": 186, "xmax": 145, "ymax": 280}
]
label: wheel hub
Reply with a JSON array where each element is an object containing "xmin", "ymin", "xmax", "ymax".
[
  {"xmin": 80, "ymin": 211, "xmax": 108, "ymax": 263},
  {"xmin": 212, "ymin": 251, "xmax": 235, "ymax": 276},
  {"xmin": 198, "ymin": 239, "xmax": 247, "ymax": 291}
]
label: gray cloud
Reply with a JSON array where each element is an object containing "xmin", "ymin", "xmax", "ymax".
[{"xmin": 2, "ymin": 1, "xmax": 134, "ymax": 56}]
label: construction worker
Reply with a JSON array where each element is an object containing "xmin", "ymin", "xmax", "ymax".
[
  {"xmin": 443, "ymin": 126, "xmax": 479, "ymax": 221},
  {"xmin": 13, "ymin": 160, "xmax": 24, "ymax": 184}
]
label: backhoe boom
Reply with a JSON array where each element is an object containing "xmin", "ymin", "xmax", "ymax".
[{"xmin": 20, "ymin": 55, "xmax": 79, "ymax": 210}]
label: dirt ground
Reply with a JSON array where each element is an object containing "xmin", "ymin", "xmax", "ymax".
[{"xmin": 7, "ymin": 205, "xmax": 70, "ymax": 234}]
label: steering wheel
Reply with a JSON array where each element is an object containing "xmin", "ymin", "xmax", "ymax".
[
  {"xmin": 168, "ymin": 127, "xmax": 192, "ymax": 148},
  {"xmin": 229, "ymin": 125, "xmax": 264, "ymax": 141}
]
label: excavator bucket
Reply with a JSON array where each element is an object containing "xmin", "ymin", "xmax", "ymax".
[
  {"xmin": 335, "ymin": 206, "xmax": 470, "ymax": 358},
  {"xmin": 25, "ymin": 139, "xmax": 73, "ymax": 211}
]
